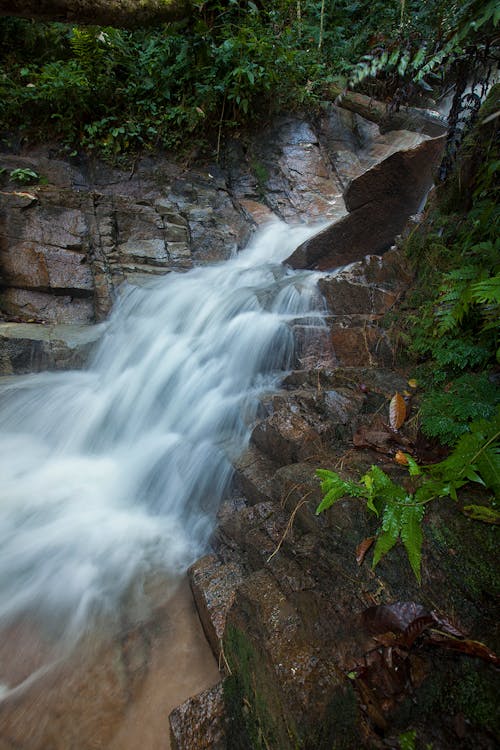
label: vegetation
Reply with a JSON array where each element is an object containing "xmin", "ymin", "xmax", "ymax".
[
  {"xmin": 317, "ymin": 86, "xmax": 499, "ymax": 582},
  {"xmin": 317, "ymin": 408, "xmax": 500, "ymax": 582},
  {"xmin": 1, "ymin": 1, "xmax": 496, "ymax": 159}
]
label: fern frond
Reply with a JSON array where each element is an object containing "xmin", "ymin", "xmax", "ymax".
[
  {"xmin": 471, "ymin": 274, "xmax": 500, "ymax": 305},
  {"xmin": 401, "ymin": 504, "xmax": 425, "ymax": 583},
  {"xmin": 372, "ymin": 503, "xmax": 402, "ymax": 568},
  {"xmin": 315, "ymin": 469, "xmax": 363, "ymax": 514}
]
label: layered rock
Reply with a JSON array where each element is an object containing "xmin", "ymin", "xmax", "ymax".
[{"xmin": 0, "ymin": 322, "xmax": 104, "ymax": 374}]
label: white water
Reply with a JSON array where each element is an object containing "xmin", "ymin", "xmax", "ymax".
[{"xmin": 0, "ymin": 221, "xmax": 325, "ymax": 653}]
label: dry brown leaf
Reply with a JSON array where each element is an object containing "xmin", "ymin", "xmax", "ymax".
[
  {"xmin": 428, "ymin": 633, "xmax": 500, "ymax": 665},
  {"xmin": 394, "ymin": 450, "xmax": 408, "ymax": 465},
  {"xmin": 356, "ymin": 536, "xmax": 375, "ymax": 566},
  {"xmin": 389, "ymin": 392, "xmax": 406, "ymax": 430}
]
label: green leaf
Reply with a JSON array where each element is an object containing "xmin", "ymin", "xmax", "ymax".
[
  {"xmin": 372, "ymin": 503, "xmax": 402, "ymax": 568},
  {"xmin": 401, "ymin": 504, "xmax": 424, "ymax": 583},
  {"xmin": 315, "ymin": 469, "xmax": 363, "ymax": 514},
  {"xmin": 372, "ymin": 528, "xmax": 399, "ymax": 569},
  {"xmin": 476, "ymin": 445, "xmax": 500, "ymax": 499},
  {"xmin": 406, "ymin": 455, "xmax": 422, "ymax": 477}
]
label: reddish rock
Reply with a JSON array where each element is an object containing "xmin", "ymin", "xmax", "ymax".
[
  {"xmin": 328, "ymin": 321, "xmax": 394, "ymax": 367},
  {"xmin": 169, "ymin": 682, "xmax": 226, "ymax": 750},
  {"xmin": 286, "ymin": 135, "xmax": 445, "ymax": 270},
  {"xmin": 189, "ymin": 555, "xmax": 244, "ymax": 659}
]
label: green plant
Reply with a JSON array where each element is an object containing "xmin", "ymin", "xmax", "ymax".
[
  {"xmin": 9, "ymin": 167, "xmax": 40, "ymax": 184},
  {"xmin": 316, "ymin": 409, "xmax": 500, "ymax": 582}
]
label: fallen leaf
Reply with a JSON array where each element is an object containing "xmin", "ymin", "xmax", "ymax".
[
  {"xmin": 428, "ymin": 633, "xmax": 500, "ymax": 666},
  {"xmin": 356, "ymin": 536, "xmax": 375, "ymax": 565},
  {"xmin": 402, "ymin": 615, "xmax": 435, "ymax": 648},
  {"xmin": 362, "ymin": 602, "xmax": 429, "ymax": 635},
  {"xmin": 408, "ymin": 378, "xmax": 418, "ymax": 389},
  {"xmin": 394, "ymin": 450, "xmax": 409, "ymax": 465},
  {"xmin": 389, "ymin": 392, "xmax": 407, "ymax": 430}
]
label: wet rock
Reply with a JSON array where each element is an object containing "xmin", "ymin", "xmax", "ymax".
[
  {"xmin": 189, "ymin": 555, "xmax": 244, "ymax": 658},
  {"xmin": 226, "ymin": 116, "xmax": 346, "ymax": 224},
  {"xmin": 250, "ymin": 385, "xmax": 366, "ymax": 466},
  {"xmin": 315, "ymin": 248, "xmax": 413, "ymax": 367},
  {"xmin": 169, "ymin": 682, "xmax": 226, "ymax": 750},
  {"xmin": 0, "ymin": 322, "xmax": 103, "ymax": 374},
  {"xmin": 1, "ymin": 288, "xmax": 95, "ymax": 325},
  {"xmin": 286, "ymin": 135, "xmax": 445, "ymax": 270},
  {"xmin": 233, "ymin": 447, "xmax": 279, "ymax": 506}
]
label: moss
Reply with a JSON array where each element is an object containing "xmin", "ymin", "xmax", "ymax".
[
  {"xmin": 223, "ymin": 624, "xmax": 298, "ymax": 750},
  {"xmin": 311, "ymin": 682, "xmax": 361, "ymax": 750},
  {"xmin": 428, "ymin": 518, "xmax": 499, "ymax": 604},
  {"xmin": 394, "ymin": 657, "xmax": 500, "ymax": 747},
  {"xmin": 250, "ymin": 158, "xmax": 270, "ymax": 198},
  {"xmin": 223, "ymin": 624, "xmax": 363, "ymax": 749}
]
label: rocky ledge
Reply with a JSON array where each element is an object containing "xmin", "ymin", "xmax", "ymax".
[
  {"xmin": 171, "ymin": 246, "xmax": 498, "ymax": 748},
  {"xmin": 1, "ymin": 99, "xmax": 443, "ymax": 374}
]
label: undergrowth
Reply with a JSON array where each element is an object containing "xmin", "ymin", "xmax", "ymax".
[
  {"xmin": 318, "ymin": 87, "xmax": 499, "ymax": 583},
  {"xmin": 317, "ymin": 407, "xmax": 500, "ymax": 582}
]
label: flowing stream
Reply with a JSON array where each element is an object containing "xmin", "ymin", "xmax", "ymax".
[{"xmin": 0, "ymin": 221, "xmax": 326, "ymax": 701}]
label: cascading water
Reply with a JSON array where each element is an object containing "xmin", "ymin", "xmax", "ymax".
[{"xmin": 0, "ymin": 221, "xmax": 325, "ymax": 682}]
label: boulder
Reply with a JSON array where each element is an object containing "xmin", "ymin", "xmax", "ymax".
[
  {"xmin": 0, "ymin": 322, "xmax": 103, "ymax": 374},
  {"xmin": 286, "ymin": 135, "xmax": 445, "ymax": 270},
  {"xmin": 169, "ymin": 682, "xmax": 226, "ymax": 750},
  {"xmin": 189, "ymin": 555, "xmax": 244, "ymax": 659}
]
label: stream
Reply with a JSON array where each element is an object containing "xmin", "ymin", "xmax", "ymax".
[{"xmin": 0, "ymin": 220, "xmax": 325, "ymax": 748}]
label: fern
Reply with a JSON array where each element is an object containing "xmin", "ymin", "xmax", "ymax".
[
  {"xmin": 420, "ymin": 373, "xmax": 499, "ymax": 445},
  {"xmin": 316, "ymin": 411, "xmax": 500, "ymax": 582}
]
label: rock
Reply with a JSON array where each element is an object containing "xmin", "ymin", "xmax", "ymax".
[
  {"xmin": 1, "ymin": 243, "xmax": 93, "ymax": 293},
  {"xmin": 226, "ymin": 116, "xmax": 347, "ymax": 224},
  {"xmin": 189, "ymin": 555, "xmax": 244, "ymax": 659},
  {"xmin": 169, "ymin": 682, "xmax": 226, "ymax": 750},
  {"xmin": 0, "ymin": 288, "xmax": 95, "ymax": 325},
  {"xmin": 233, "ymin": 447, "xmax": 279, "ymax": 506},
  {"xmin": 314, "ymin": 248, "xmax": 413, "ymax": 367},
  {"xmin": 286, "ymin": 135, "xmax": 445, "ymax": 270},
  {"xmin": 0, "ymin": 322, "xmax": 104, "ymax": 374}
]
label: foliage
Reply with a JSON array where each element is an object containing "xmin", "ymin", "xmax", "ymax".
[
  {"xmin": 3, "ymin": 1, "xmax": 492, "ymax": 158},
  {"xmin": 8, "ymin": 167, "xmax": 40, "ymax": 184},
  {"xmin": 316, "ymin": 409, "xmax": 500, "ymax": 582},
  {"xmin": 0, "ymin": 2, "xmax": 341, "ymax": 157},
  {"xmin": 397, "ymin": 90, "xmax": 500, "ymax": 446},
  {"xmin": 346, "ymin": 0, "xmax": 498, "ymax": 108}
]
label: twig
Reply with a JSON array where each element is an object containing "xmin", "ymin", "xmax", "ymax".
[
  {"xmin": 267, "ymin": 493, "xmax": 312, "ymax": 563},
  {"xmin": 216, "ymin": 95, "xmax": 226, "ymax": 165}
]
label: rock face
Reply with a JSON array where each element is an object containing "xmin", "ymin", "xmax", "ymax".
[
  {"xmin": 169, "ymin": 682, "xmax": 226, "ymax": 750},
  {"xmin": 0, "ymin": 107, "xmax": 437, "ymax": 374},
  {"xmin": 189, "ymin": 356, "xmax": 499, "ymax": 748},
  {"xmin": 286, "ymin": 135, "xmax": 445, "ymax": 270},
  {"xmin": 0, "ymin": 322, "xmax": 104, "ymax": 374}
]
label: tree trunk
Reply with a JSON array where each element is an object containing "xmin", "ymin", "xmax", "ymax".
[
  {"xmin": 0, "ymin": 0, "xmax": 191, "ymax": 28},
  {"xmin": 327, "ymin": 86, "xmax": 447, "ymax": 137}
]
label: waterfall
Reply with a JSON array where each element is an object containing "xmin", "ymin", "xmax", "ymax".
[{"xmin": 0, "ymin": 221, "xmax": 325, "ymax": 652}]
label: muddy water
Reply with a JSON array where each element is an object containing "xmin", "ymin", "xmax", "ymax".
[{"xmin": 0, "ymin": 578, "xmax": 219, "ymax": 750}]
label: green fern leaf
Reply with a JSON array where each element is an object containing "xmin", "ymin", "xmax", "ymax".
[
  {"xmin": 315, "ymin": 469, "xmax": 363, "ymax": 514},
  {"xmin": 372, "ymin": 502, "xmax": 402, "ymax": 568},
  {"xmin": 471, "ymin": 274, "xmax": 500, "ymax": 304},
  {"xmin": 401, "ymin": 504, "xmax": 425, "ymax": 583},
  {"xmin": 476, "ymin": 445, "xmax": 500, "ymax": 499}
]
